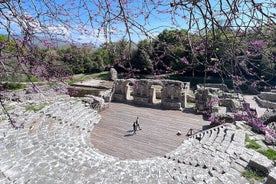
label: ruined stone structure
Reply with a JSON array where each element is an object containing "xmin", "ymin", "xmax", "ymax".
[
  {"xmin": 1, "ymin": 85, "xmax": 276, "ymax": 183},
  {"xmin": 112, "ymin": 79, "xmax": 190, "ymax": 110},
  {"xmin": 256, "ymin": 91, "xmax": 276, "ymax": 109},
  {"xmin": 195, "ymin": 83, "xmax": 245, "ymax": 125}
]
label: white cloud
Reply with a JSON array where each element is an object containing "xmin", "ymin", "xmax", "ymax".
[{"xmin": 44, "ymin": 25, "xmax": 71, "ymax": 36}]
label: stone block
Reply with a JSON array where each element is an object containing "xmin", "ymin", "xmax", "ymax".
[
  {"xmin": 248, "ymin": 152, "xmax": 274, "ymax": 174},
  {"xmin": 204, "ymin": 177, "xmax": 222, "ymax": 184},
  {"xmin": 240, "ymin": 151, "xmax": 253, "ymax": 163},
  {"xmin": 217, "ymin": 173, "xmax": 237, "ymax": 184},
  {"xmin": 231, "ymin": 162, "xmax": 246, "ymax": 173},
  {"xmin": 109, "ymin": 67, "xmax": 118, "ymax": 81},
  {"xmin": 266, "ymin": 167, "xmax": 276, "ymax": 184}
]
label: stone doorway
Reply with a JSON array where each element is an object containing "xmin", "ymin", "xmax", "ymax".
[{"xmin": 150, "ymin": 84, "xmax": 163, "ymax": 104}]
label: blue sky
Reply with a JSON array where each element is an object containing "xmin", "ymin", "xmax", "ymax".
[
  {"xmin": 0, "ymin": 0, "xmax": 190, "ymax": 44},
  {"xmin": 0, "ymin": 0, "xmax": 275, "ymax": 45}
]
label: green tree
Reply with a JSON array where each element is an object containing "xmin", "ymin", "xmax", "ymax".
[
  {"xmin": 154, "ymin": 29, "xmax": 193, "ymax": 73},
  {"xmin": 130, "ymin": 39, "xmax": 154, "ymax": 74}
]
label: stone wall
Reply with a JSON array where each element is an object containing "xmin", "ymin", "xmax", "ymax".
[
  {"xmin": 112, "ymin": 79, "xmax": 189, "ymax": 110},
  {"xmin": 256, "ymin": 92, "xmax": 276, "ymax": 109},
  {"xmin": 258, "ymin": 92, "xmax": 276, "ymax": 102},
  {"xmin": 195, "ymin": 84, "xmax": 244, "ymax": 126}
]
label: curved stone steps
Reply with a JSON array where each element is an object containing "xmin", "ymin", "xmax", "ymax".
[
  {"xmin": 33, "ymin": 119, "xmax": 113, "ymax": 164},
  {"xmin": 166, "ymin": 159, "xmax": 248, "ymax": 184},
  {"xmin": 164, "ymin": 123, "xmax": 248, "ymax": 183},
  {"xmin": 212, "ymin": 126, "xmax": 227, "ymax": 148},
  {"xmin": 43, "ymin": 100, "xmax": 98, "ymax": 131},
  {"xmin": 0, "ymin": 98, "xmax": 118, "ymax": 183},
  {"xmin": 0, "ymin": 95, "xmax": 252, "ymax": 183},
  {"xmin": 1, "ymin": 136, "xmax": 110, "ymax": 182}
]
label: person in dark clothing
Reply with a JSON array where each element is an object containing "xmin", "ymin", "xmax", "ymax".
[
  {"xmin": 135, "ymin": 117, "xmax": 141, "ymax": 130},
  {"xmin": 133, "ymin": 122, "xmax": 137, "ymax": 134}
]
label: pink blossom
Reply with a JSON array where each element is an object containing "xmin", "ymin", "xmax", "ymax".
[
  {"xmin": 251, "ymin": 40, "xmax": 266, "ymax": 47},
  {"xmin": 180, "ymin": 56, "xmax": 189, "ymax": 64}
]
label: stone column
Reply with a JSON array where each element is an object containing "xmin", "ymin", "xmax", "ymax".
[{"xmin": 149, "ymin": 87, "xmax": 156, "ymax": 104}]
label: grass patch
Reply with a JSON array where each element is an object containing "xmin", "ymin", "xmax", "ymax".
[
  {"xmin": 2, "ymin": 83, "xmax": 26, "ymax": 90},
  {"xmin": 25, "ymin": 104, "xmax": 46, "ymax": 112},
  {"xmin": 89, "ymin": 71, "xmax": 110, "ymax": 80},
  {"xmin": 236, "ymin": 126, "xmax": 242, "ymax": 130},
  {"xmin": 67, "ymin": 80, "xmax": 76, "ymax": 86},
  {"xmin": 29, "ymin": 75, "xmax": 40, "ymax": 82},
  {"xmin": 245, "ymin": 134, "xmax": 261, "ymax": 150},
  {"xmin": 242, "ymin": 169, "xmax": 266, "ymax": 183},
  {"xmin": 187, "ymin": 101, "xmax": 195, "ymax": 107},
  {"xmin": 245, "ymin": 134, "xmax": 250, "ymax": 142},
  {"xmin": 66, "ymin": 71, "xmax": 110, "ymax": 85},
  {"xmin": 258, "ymin": 149, "xmax": 276, "ymax": 160}
]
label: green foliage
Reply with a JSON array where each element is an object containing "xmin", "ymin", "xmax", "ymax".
[
  {"xmin": 66, "ymin": 80, "xmax": 75, "ymax": 86},
  {"xmin": 154, "ymin": 29, "xmax": 192, "ymax": 72},
  {"xmin": 0, "ymin": 34, "xmax": 17, "ymax": 53},
  {"xmin": 245, "ymin": 134, "xmax": 261, "ymax": 150},
  {"xmin": 131, "ymin": 39, "xmax": 154, "ymax": 73},
  {"xmin": 2, "ymin": 24, "xmax": 276, "ymax": 88},
  {"xmin": 258, "ymin": 149, "xmax": 276, "ymax": 160},
  {"xmin": 29, "ymin": 75, "xmax": 39, "ymax": 82},
  {"xmin": 2, "ymin": 83, "xmax": 26, "ymax": 90},
  {"xmin": 90, "ymin": 71, "xmax": 110, "ymax": 80},
  {"xmin": 55, "ymin": 45, "xmax": 113, "ymax": 74},
  {"xmin": 245, "ymin": 134, "xmax": 250, "ymax": 142},
  {"xmin": 168, "ymin": 75, "xmax": 233, "ymax": 89},
  {"xmin": 242, "ymin": 169, "xmax": 266, "ymax": 183},
  {"xmin": 66, "ymin": 72, "xmax": 110, "ymax": 85},
  {"xmin": 65, "ymin": 75, "xmax": 83, "ymax": 85},
  {"xmin": 25, "ymin": 104, "xmax": 46, "ymax": 112},
  {"xmin": 246, "ymin": 141, "xmax": 261, "ymax": 150}
]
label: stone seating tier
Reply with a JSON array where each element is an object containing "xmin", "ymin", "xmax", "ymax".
[
  {"xmin": 165, "ymin": 124, "xmax": 237, "ymax": 172},
  {"xmin": 1, "ymin": 95, "xmax": 275, "ymax": 183}
]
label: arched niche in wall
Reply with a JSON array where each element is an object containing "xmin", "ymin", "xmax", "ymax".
[{"xmin": 125, "ymin": 82, "xmax": 134, "ymax": 101}]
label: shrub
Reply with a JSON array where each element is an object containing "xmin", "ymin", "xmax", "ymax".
[
  {"xmin": 29, "ymin": 75, "xmax": 39, "ymax": 82},
  {"xmin": 242, "ymin": 169, "xmax": 265, "ymax": 183},
  {"xmin": 2, "ymin": 83, "xmax": 26, "ymax": 90}
]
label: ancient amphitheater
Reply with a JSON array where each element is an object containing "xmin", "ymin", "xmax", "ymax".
[{"xmin": 0, "ymin": 80, "xmax": 275, "ymax": 184}]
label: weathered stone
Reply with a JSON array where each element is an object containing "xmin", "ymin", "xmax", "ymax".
[
  {"xmin": 112, "ymin": 79, "xmax": 189, "ymax": 110},
  {"xmin": 267, "ymin": 167, "xmax": 276, "ymax": 184},
  {"xmin": 264, "ymin": 132, "xmax": 276, "ymax": 145},
  {"xmin": 217, "ymin": 173, "xmax": 237, "ymax": 184},
  {"xmin": 214, "ymin": 113, "xmax": 235, "ymax": 124},
  {"xmin": 258, "ymin": 92, "xmax": 276, "ymax": 103},
  {"xmin": 240, "ymin": 151, "xmax": 253, "ymax": 163},
  {"xmin": 248, "ymin": 152, "xmax": 274, "ymax": 174},
  {"xmin": 204, "ymin": 177, "xmax": 223, "ymax": 184},
  {"xmin": 0, "ymin": 84, "xmax": 257, "ymax": 184},
  {"xmin": 256, "ymin": 94, "xmax": 276, "ymax": 110},
  {"xmin": 231, "ymin": 162, "xmax": 246, "ymax": 173},
  {"xmin": 109, "ymin": 67, "xmax": 118, "ymax": 81},
  {"xmin": 260, "ymin": 109, "xmax": 276, "ymax": 123}
]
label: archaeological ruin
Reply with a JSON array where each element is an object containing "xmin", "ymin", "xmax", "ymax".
[
  {"xmin": 0, "ymin": 80, "xmax": 275, "ymax": 184},
  {"xmin": 112, "ymin": 79, "xmax": 190, "ymax": 110},
  {"xmin": 256, "ymin": 90, "xmax": 276, "ymax": 109}
]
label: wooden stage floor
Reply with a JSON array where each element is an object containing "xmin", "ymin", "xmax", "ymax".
[{"xmin": 91, "ymin": 102, "xmax": 210, "ymax": 160}]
